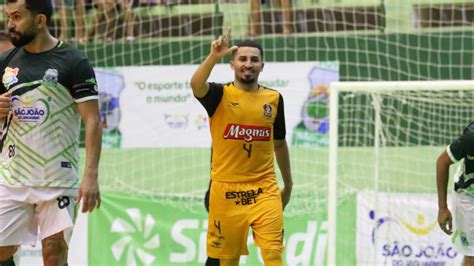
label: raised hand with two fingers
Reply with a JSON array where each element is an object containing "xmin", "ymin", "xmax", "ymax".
[{"xmin": 210, "ymin": 27, "xmax": 238, "ymax": 59}]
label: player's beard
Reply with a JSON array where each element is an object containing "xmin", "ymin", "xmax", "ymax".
[
  {"xmin": 9, "ymin": 27, "xmax": 37, "ymax": 47},
  {"xmin": 238, "ymin": 69, "xmax": 258, "ymax": 84},
  {"xmin": 239, "ymin": 75, "xmax": 255, "ymax": 84}
]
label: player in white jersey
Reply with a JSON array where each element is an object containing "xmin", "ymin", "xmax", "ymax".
[
  {"xmin": 0, "ymin": 1, "xmax": 102, "ymax": 265},
  {"xmin": 437, "ymin": 122, "xmax": 474, "ymax": 266}
]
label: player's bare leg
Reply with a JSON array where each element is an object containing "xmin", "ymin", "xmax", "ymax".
[
  {"xmin": 55, "ymin": 0, "xmax": 69, "ymax": 40},
  {"xmin": 0, "ymin": 245, "xmax": 18, "ymax": 266},
  {"xmin": 42, "ymin": 231, "xmax": 68, "ymax": 266},
  {"xmin": 465, "ymin": 256, "xmax": 474, "ymax": 266},
  {"xmin": 75, "ymin": 0, "xmax": 87, "ymax": 43},
  {"xmin": 104, "ymin": 2, "xmax": 118, "ymax": 41},
  {"xmin": 249, "ymin": 0, "xmax": 262, "ymax": 36},
  {"xmin": 117, "ymin": 0, "xmax": 135, "ymax": 41},
  {"xmin": 261, "ymin": 249, "xmax": 283, "ymax": 266},
  {"xmin": 280, "ymin": 0, "xmax": 292, "ymax": 34}
]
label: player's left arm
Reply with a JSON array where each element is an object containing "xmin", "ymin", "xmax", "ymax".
[
  {"xmin": 77, "ymin": 99, "xmax": 102, "ymax": 213},
  {"xmin": 273, "ymin": 93, "xmax": 293, "ymax": 209},
  {"xmin": 70, "ymin": 56, "xmax": 103, "ymax": 213},
  {"xmin": 274, "ymin": 139, "xmax": 293, "ymax": 209}
]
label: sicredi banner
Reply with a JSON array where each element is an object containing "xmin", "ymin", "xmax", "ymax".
[
  {"xmin": 88, "ymin": 192, "xmax": 328, "ymax": 265},
  {"xmin": 95, "ymin": 62, "xmax": 339, "ymax": 148},
  {"xmin": 356, "ymin": 192, "xmax": 463, "ymax": 266}
]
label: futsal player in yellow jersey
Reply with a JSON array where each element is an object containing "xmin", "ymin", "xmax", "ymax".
[{"xmin": 191, "ymin": 28, "xmax": 293, "ymax": 266}]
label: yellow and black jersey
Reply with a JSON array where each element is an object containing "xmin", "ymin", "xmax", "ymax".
[{"xmin": 196, "ymin": 82, "xmax": 286, "ymax": 183}]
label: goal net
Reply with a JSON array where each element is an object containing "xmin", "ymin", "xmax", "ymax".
[
  {"xmin": 59, "ymin": 0, "xmax": 473, "ymax": 213},
  {"xmin": 328, "ymin": 80, "xmax": 474, "ymax": 265}
]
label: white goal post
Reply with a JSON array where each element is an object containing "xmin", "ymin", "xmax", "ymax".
[{"xmin": 327, "ymin": 80, "xmax": 474, "ymax": 266}]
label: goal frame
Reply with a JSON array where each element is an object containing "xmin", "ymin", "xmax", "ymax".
[{"xmin": 327, "ymin": 80, "xmax": 474, "ymax": 265}]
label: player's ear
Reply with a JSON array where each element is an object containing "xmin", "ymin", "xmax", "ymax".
[
  {"xmin": 36, "ymin": 14, "xmax": 47, "ymax": 29},
  {"xmin": 230, "ymin": 60, "xmax": 235, "ymax": 70},
  {"xmin": 261, "ymin": 62, "xmax": 264, "ymax": 71}
]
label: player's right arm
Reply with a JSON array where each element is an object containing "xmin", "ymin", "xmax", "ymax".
[
  {"xmin": 436, "ymin": 149, "xmax": 453, "ymax": 235},
  {"xmin": 0, "ymin": 92, "xmax": 11, "ymax": 119},
  {"xmin": 0, "ymin": 49, "xmax": 13, "ymax": 126},
  {"xmin": 436, "ymin": 130, "xmax": 472, "ymax": 235},
  {"xmin": 0, "ymin": 53, "xmax": 12, "ymax": 120},
  {"xmin": 190, "ymin": 27, "xmax": 238, "ymax": 98}
]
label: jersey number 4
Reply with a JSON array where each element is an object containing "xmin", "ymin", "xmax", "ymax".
[{"xmin": 243, "ymin": 143, "xmax": 252, "ymax": 158}]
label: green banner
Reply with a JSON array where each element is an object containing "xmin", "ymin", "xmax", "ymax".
[{"xmin": 88, "ymin": 192, "xmax": 330, "ymax": 265}]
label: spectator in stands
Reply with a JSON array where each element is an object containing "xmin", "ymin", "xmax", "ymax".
[
  {"xmin": 250, "ymin": 0, "xmax": 293, "ymax": 36},
  {"xmin": 87, "ymin": 0, "xmax": 135, "ymax": 42},
  {"xmin": 52, "ymin": 0, "xmax": 89, "ymax": 43}
]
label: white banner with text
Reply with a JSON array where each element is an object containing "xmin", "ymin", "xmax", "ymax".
[
  {"xmin": 356, "ymin": 192, "xmax": 462, "ymax": 266},
  {"xmin": 96, "ymin": 62, "xmax": 339, "ymax": 148}
]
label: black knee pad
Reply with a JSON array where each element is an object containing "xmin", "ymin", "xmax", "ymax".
[
  {"xmin": 0, "ymin": 256, "xmax": 15, "ymax": 266},
  {"xmin": 205, "ymin": 257, "xmax": 220, "ymax": 266}
]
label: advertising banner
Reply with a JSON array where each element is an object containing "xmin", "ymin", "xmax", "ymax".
[
  {"xmin": 88, "ymin": 192, "xmax": 328, "ymax": 265},
  {"xmin": 356, "ymin": 192, "xmax": 463, "ymax": 266},
  {"xmin": 95, "ymin": 62, "xmax": 338, "ymax": 148}
]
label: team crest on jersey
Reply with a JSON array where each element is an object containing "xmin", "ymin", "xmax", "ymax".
[
  {"xmin": 263, "ymin": 104, "xmax": 272, "ymax": 118},
  {"xmin": 43, "ymin": 68, "xmax": 58, "ymax": 83},
  {"xmin": 2, "ymin": 67, "xmax": 19, "ymax": 90}
]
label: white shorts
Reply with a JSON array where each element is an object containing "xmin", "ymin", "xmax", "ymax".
[
  {"xmin": 0, "ymin": 186, "xmax": 77, "ymax": 247},
  {"xmin": 453, "ymin": 192, "xmax": 474, "ymax": 256}
]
